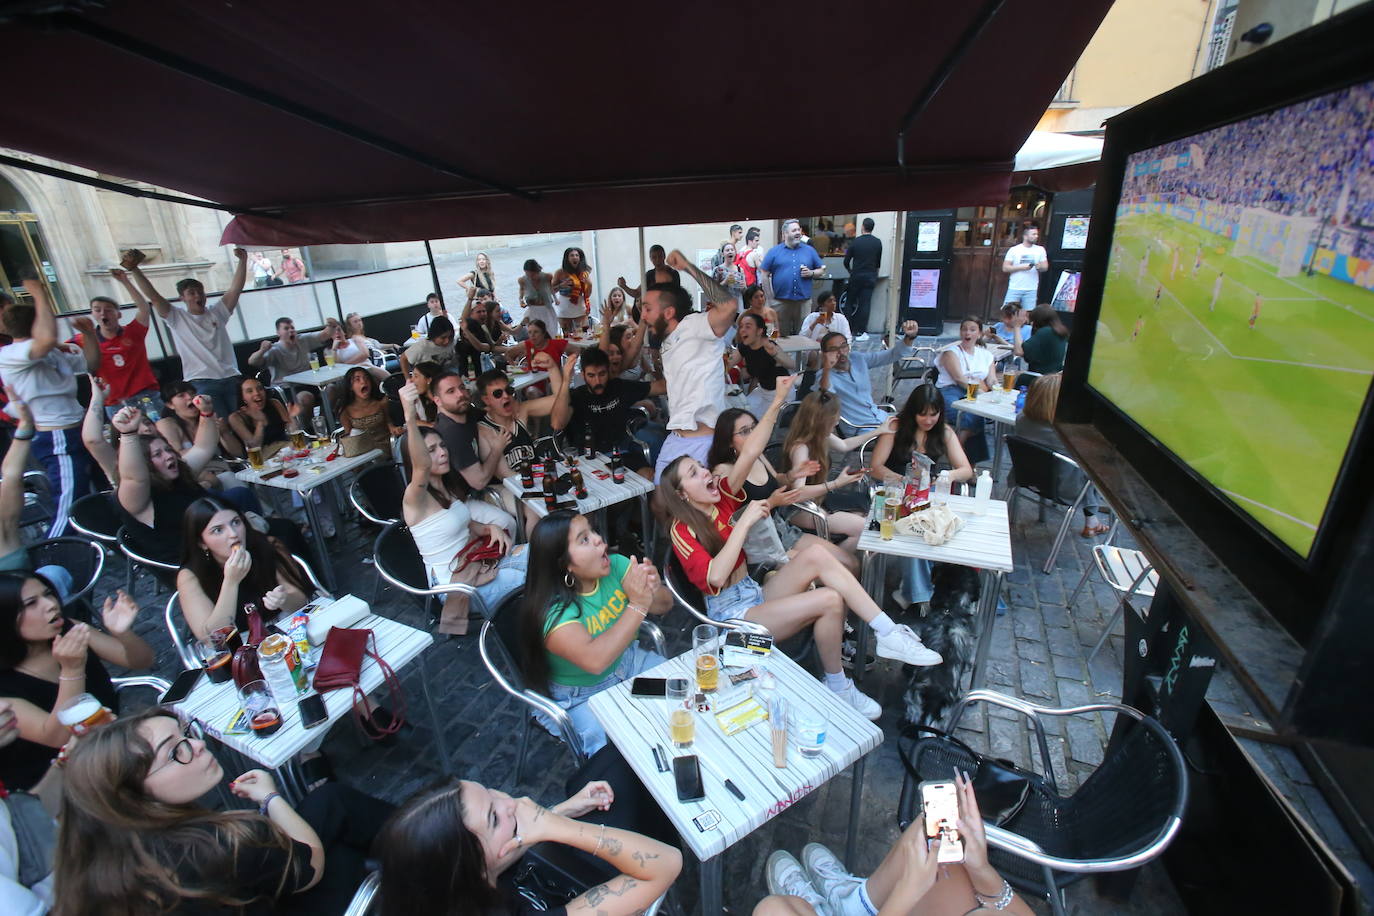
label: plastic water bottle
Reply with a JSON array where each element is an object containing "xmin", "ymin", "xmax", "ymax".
[
  {"xmin": 1014, "ymin": 388, "xmax": 1027, "ymax": 414},
  {"xmin": 934, "ymin": 470, "xmax": 951, "ymax": 505},
  {"xmin": 976, "ymin": 470, "xmax": 993, "ymax": 501}
]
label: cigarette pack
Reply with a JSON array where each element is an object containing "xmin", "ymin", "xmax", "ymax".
[
  {"xmin": 723, "ymin": 631, "xmax": 773, "ymax": 666},
  {"xmin": 714, "ymin": 696, "xmax": 768, "ymax": 736}
]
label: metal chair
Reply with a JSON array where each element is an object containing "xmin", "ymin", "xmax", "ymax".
[
  {"xmin": 165, "ymin": 553, "xmax": 329, "ymax": 669},
  {"xmin": 760, "ymin": 443, "xmax": 832, "ymax": 540},
  {"xmin": 28, "ymin": 536, "xmax": 105, "ymax": 611},
  {"xmin": 380, "ymin": 373, "xmax": 407, "ymax": 400},
  {"xmin": 1003, "ymin": 435, "xmax": 1091, "ymax": 574},
  {"xmin": 662, "ymin": 553, "xmax": 768, "ymax": 635},
  {"xmin": 117, "ymin": 526, "xmax": 181, "ymax": 597},
  {"xmin": 112, "ymin": 674, "xmax": 173, "ymax": 701},
  {"xmin": 897, "ymin": 689, "xmax": 1188, "ymax": 916},
  {"xmin": 372, "ymin": 520, "xmax": 488, "ymax": 623},
  {"xmin": 1069, "ymin": 535, "xmax": 1158, "ymax": 663},
  {"xmin": 892, "ymin": 346, "xmax": 939, "ymax": 387},
  {"xmin": 478, "ymin": 587, "xmax": 666, "ymax": 784},
  {"xmin": 342, "ymin": 871, "xmax": 380, "ymax": 916},
  {"xmin": 625, "ymin": 406, "xmax": 653, "ymax": 466},
  {"xmin": 68, "ymin": 491, "xmax": 121, "ymax": 545},
  {"xmin": 349, "ymin": 463, "xmax": 406, "ymax": 526}
]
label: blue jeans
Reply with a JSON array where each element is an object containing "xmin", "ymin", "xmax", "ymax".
[
  {"xmin": 632, "ymin": 420, "xmax": 668, "ymax": 466},
  {"xmin": 188, "ymin": 375, "xmax": 242, "ymax": 417},
  {"xmin": 704, "ymin": 575, "xmax": 765, "ymax": 622},
  {"xmin": 902, "ymin": 558, "xmax": 933, "ymax": 604},
  {"xmin": 1006, "ymin": 288, "xmax": 1038, "ymax": 310},
  {"xmin": 542, "ymin": 643, "xmax": 665, "ymax": 756},
  {"xmin": 940, "ymin": 384, "xmax": 989, "ymax": 465},
  {"xmin": 425, "ymin": 546, "xmax": 530, "ymax": 617}
]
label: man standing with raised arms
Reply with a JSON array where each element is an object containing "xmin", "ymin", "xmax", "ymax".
[
  {"xmin": 122, "ymin": 247, "xmax": 249, "ymax": 416},
  {"xmin": 642, "ymin": 250, "xmax": 741, "ymax": 482}
]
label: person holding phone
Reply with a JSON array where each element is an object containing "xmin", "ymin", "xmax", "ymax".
[
  {"xmin": 517, "ymin": 510, "xmax": 670, "ymax": 755},
  {"xmin": 754, "ymin": 771, "xmax": 1032, "ymax": 916},
  {"xmin": 51, "ymin": 708, "xmax": 393, "ymax": 916}
]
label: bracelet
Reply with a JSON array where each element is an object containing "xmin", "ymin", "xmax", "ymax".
[
  {"xmin": 58, "ymin": 674, "xmax": 84, "ymax": 682},
  {"xmin": 259, "ymin": 792, "xmax": 282, "ymax": 816},
  {"xmin": 973, "ymin": 878, "xmax": 1014, "ymax": 910},
  {"xmin": 12, "ymin": 430, "xmax": 34, "ymax": 441},
  {"xmin": 625, "ymin": 604, "xmax": 648, "ymax": 619},
  {"xmin": 592, "ymin": 824, "xmax": 607, "ymax": 856},
  {"xmin": 825, "ymin": 481, "xmax": 832, "ymax": 492},
  {"xmin": 199, "ymin": 411, "xmax": 213, "ymax": 418}
]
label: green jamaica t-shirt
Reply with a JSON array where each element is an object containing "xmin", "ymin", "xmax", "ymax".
[{"xmin": 543, "ymin": 554, "xmax": 633, "ymax": 686}]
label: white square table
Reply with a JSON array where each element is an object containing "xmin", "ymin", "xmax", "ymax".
[
  {"xmin": 172, "ymin": 597, "xmax": 449, "ymax": 797},
  {"xmin": 855, "ymin": 494, "xmax": 1014, "ymax": 694},
  {"xmin": 589, "ymin": 648, "xmax": 882, "ymax": 916},
  {"xmin": 509, "ymin": 371, "xmax": 549, "ymax": 394},
  {"xmin": 280, "ymin": 361, "xmax": 353, "ymax": 428},
  {"xmin": 235, "ymin": 448, "xmax": 383, "ymax": 590},
  {"xmin": 950, "ymin": 388, "xmax": 1018, "ymax": 489},
  {"xmin": 503, "ymin": 453, "xmax": 654, "ymax": 548}
]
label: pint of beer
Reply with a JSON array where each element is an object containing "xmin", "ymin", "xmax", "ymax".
[
  {"xmin": 57, "ymin": 694, "xmax": 115, "ymax": 735},
  {"xmin": 1002, "ymin": 371, "xmax": 1017, "ymax": 393},
  {"xmin": 324, "ymin": 352, "xmax": 337, "ymax": 367},
  {"xmin": 966, "ymin": 381, "xmax": 979, "ymax": 401},
  {"xmin": 247, "ymin": 445, "xmax": 264, "ymax": 469},
  {"xmin": 290, "ymin": 428, "xmax": 307, "ymax": 450}
]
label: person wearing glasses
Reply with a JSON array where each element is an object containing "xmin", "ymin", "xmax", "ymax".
[
  {"xmin": 817, "ymin": 320, "xmax": 921, "ymax": 435},
  {"xmin": 474, "ymin": 352, "xmax": 572, "ymax": 482},
  {"xmin": 51, "ymin": 708, "xmax": 393, "ymax": 915}
]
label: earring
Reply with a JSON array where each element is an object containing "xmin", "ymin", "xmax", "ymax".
[{"xmin": 564, "ymin": 571, "xmax": 576, "ymax": 589}]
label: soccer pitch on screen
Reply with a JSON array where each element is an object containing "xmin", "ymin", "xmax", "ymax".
[{"xmin": 1090, "ymin": 210, "xmax": 1374, "ymax": 558}]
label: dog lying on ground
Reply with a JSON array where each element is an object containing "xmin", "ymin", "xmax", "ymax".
[{"xmin": 902, "ymin": 563, "xmax": 981, "ymax": 727}]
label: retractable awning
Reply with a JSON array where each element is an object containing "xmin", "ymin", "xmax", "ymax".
[{"xmin": 0, "ymin": 0, "xmax": 1112, "ymax": 244}]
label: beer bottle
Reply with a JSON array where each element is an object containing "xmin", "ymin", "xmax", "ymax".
[
  {"xmin": 583, "ymin": 428, "xmax": 595, "ymax": 459},
  {"xmin": 570, "ymin": 464, "xmax": 588, "ymax": 500},
  {"xmin": 519, "ymin": 461, "xmax": 534, "ymax": 491},
  {"xmin": 543, "ymin": 466, "xmax": 557, "ymax": 510}
]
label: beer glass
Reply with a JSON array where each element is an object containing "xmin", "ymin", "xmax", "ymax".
[
  {"xmin": 666, "ymin": 676, "xmax": 693, "ymax": 748},
  {"xmin": 881, "ymin": 497, "xmax": 900, "ymax": 541},
  {"xmin": 289, "ymin": 427, "xmax": 307, "ymax": 450},
  {"xmin": 1002, "ymin": 356, "xmax": 1020, "ymax": 393},
  {"xmin": 308, "ymin": 356, "xmax": 321, "ymax": 372},
  {"xmin": 57, "ymin": 694, "xmax": 115, "ymax": 735},
  {"xmin": 239, "ymin": 680, "xmax": 282, "ymax": 737},
  {"xmin": 966, "ymin": 378, "xmax": 979, "ymax": 401},
  {"xmin": 197, "ymin": 637, "xmax": 234, "ymax": 684},
  {"xmin": 693, "ymin": 625, "xmax": 719, "ymax": 693},
  {"xmin": 324, "ymin": 351, "xmax": 337, "ymax": 367},
  {"xmin": 246, "ymin": 441, "xmax": 264, "ymax": 469}
]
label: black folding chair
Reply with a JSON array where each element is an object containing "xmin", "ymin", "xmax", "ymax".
[
  {"xmin": 68, "ymin": 491, "xmax": 121, "ymax": 545},
  {"xmin": 349, "ymin": 463, "xmax": 406, "ymax": 526},
  {"xmin": 28, "ymin": 536, "xmax": 106, "ymax": 619},
  {"xmin": 381, "ymin": 373, "xmax": 407, "ymax": 400},
  {"xmin": 1004, "ymin": 435, "xmax": 1092, "ymax": 574}
]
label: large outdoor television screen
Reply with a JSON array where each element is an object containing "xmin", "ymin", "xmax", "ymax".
[{"xmin": 1089, "ymin": 79, "xmax": 1374, "ymax": 559}]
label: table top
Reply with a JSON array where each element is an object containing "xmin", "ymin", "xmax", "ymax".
[
  {"xmin": 950, "ymin": 389, "xmax": 1017, "ymax": 424},
  {"xmin": 509, "ymin": 371, "xmax": 549, "ymax": 392},
  {"xmin": 590, "ymin": 648, "xmax": 882, "ymax": 860},
  {"xmin": 858, "ymin": 493, "xmax": 1014, "ymax": 573},
  {"xmin": 236, "ymin": 448, "xmax": 383, "ymax": 492},
  {"xmin": 503, "ymin": 455, "xmax": 653, "ymax": 519},
  {"xmin": 774, "ymin": 335, "xmax": 820, "ymax": 353},
  {"xmin": 281, "ymin": 363, "xmax": 352, "ymax": 387},
  {"xmin": 173, "ymin": 598, "xmax": 433, "ymax": 769}
]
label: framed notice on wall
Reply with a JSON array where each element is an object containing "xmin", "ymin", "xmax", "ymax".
[{"xmin": 907, "ymin": 268, "xmax": 940, "ymax": 311}]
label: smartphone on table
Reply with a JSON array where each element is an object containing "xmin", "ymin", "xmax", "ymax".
[
  {"xmin": 673, "ymin": 755, "xmax": 705, "ymax": 803},
  {"xmin": 159, "ymin": 668, "xmax": 204, "ymax": 705},
  {"xmin": 630, "ymin": 677, "xmax": 667, "ymax": 698},
  {"xmin": 299, "ymin": 692, "xmax": 329, "ymax": 729},
  {"xmin": 919, "ymin": 780, "xmax": 965, "ymax": 864}
]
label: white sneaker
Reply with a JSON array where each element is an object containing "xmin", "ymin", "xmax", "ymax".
[
  {"xmin": 875, "ymin": 624, "xmax": 943, "ymax": 666},
  {"xmin": 767, "ymin": 849, "xmax": 829, "ymax": 914},
  {"xmin": 802, "ymin": 843, "xmax": 870, "ymax": 916},
  {"xmin": 833, "ymin": 679, "xmax": 882, "ymax": 720},
  {"xmin": 854, "ymin": 333, "xmax": 871, "ymax": 342}
]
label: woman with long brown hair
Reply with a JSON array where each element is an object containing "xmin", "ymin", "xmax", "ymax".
[
  {"xmin": 779, "ymin": 391, "xmax": 887, "ymax": 551},
  {"xmin": 1015, "ymin": 373, "xmax": 1107, "ymax": 536},
  {"xmin": 52, "ymin": 707, "xmax": 392, "ymax": 915}
]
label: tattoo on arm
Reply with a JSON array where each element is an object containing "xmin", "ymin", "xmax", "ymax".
[
  {"xmin": 602, "ymin": 836, "xmax": 622, "ymax": 855},
  {"xmin": 677, "ymin": 259, "xmax": 733, "ymax": 305},
  {"xmin": 631, "ymin": 850, "xmax": 660, "ymax": 867},
  {"xmin": 578, "ymin": 878, "xmax": 639, "ymax": 909}
]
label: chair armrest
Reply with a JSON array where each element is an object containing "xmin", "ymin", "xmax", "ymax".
[
  {"xmin": 164, "ymin": 594, "xmax": 200, "ymax": 671},
  {"xmin": 112, "ymin": 675, "xmax": 172, "ymax": 696},
  {"xmin": 289, "ymin": 554, "xmax": 331, "ymax": 599},
  {"xmin": 637, "ymin": 619, "xmax": 666, "ymax": 657},
  {"xmin": 342, "ymin": 871, "xmax": 380, "ymax": 916},
  {"xmin": 477, "ymin": 623, "xmax": 587, "ymax": 763},
  {"xmin": 785, "ymin": 499, "xmax": 830, "ymax": 540},
  {"xmin": 984, "ymin": 817, "xmax": 1186, "ymax": 875},
  {"xmin": 348, "ymin": 480, "xmax": 394, "ymax": 526}
]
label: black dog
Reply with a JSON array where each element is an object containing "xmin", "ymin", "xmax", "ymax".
[{"xmin": 902, "ymin": 563, "xmax": 981, "ymax": 727}]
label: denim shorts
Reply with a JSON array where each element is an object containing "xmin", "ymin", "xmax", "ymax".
[
  {"xmin": 704, "ymin": 575, "xmax": 765, "ymax": 622},
  {"xmin": 542, "ymin": 643, "xmax": 665, "ymax": 756}
]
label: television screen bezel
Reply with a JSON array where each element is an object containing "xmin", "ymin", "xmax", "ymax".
[{"xmin": 1058, "ymin": 6, "xmax": 1374, "ymax": 645}]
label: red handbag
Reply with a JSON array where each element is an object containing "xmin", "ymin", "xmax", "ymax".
[
  {"xmin": 312, "ymin": 626, "xmax": 407, "ymax": 740},
  {"xmin": 231, "ymin": 603, "xmax": 269, "ymax": 689},
  {"xmin": 437, "ymin": 536, "xmax": 507, "ymax": 636}
]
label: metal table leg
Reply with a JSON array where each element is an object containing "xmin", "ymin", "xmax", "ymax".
[
  {"xmin": 991, "ymin": 419, "xmax": 1010, "ymax": 493},
  {"xmin": 844, "ymin": 755, "xmax": 869, "ymax": 870},
  {"xmin": 698, "ymin": 852, "xmax": 723, "ymax": 916},
  {"xmin": 418, "ymin": 653, "xmax": 454, "ymax": 776},
  {"xmin": 301, "ymin": 484, "xmax": 337, "ymax": 591},
  {"xmin": 970, "ymin": 571, "xmax": 1005, "ymax": 690}
]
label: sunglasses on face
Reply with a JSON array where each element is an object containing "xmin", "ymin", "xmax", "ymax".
[{"xmin": 487, "ymin": 388, "xmax": 512, "ymax": 400}]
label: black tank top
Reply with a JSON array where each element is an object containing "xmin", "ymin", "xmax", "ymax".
[
  {"xmin": 739, "ymin": 342, "xmax": 784, "ymax": 391},
  {"xmin": 478, "ymin": 415, "xmax": 535, "ymax": 469},
  {"xmin": 739, "ymin": 469, "xmax": 779, "ymax": 503}
]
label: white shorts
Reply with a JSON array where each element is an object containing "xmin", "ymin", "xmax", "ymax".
[{"xmin": 554, "ymin": 292, "xmax": 584, "ymax": 319}]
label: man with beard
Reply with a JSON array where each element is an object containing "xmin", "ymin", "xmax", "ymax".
[
  {"xmin": 247, "ymin": 315, "xmax": 340, "ymax": 412},
  {"xmin": 817, "ymin": 321, "xmax": 921, "ymax": 435},
  {"xmin": 431, "ymin": 370, "xmax": 506, "ymax": 491},
  {"xmin": 643, "ymin": 250, "xmax": 740, "ymax": 482},
  {"xmin": 760, "ymin": 218, "xmax": 825, "ymax": 336},
  {"xmin": 551, "ymin": 346, "xmax": 665, "ymax": 480}
]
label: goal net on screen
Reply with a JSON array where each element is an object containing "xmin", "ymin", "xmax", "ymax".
[{"xmin": 1233, "ymin": 207, "xmax": 1319, "ymax": 276}]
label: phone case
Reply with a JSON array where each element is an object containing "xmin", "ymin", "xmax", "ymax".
[{"xmin": 674, "ymin": 755, "xmax": 705, "ymax": 802}]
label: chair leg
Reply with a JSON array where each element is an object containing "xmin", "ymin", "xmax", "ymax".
[
  {"xmin": 1068, "ymin": 560, "xmax": 1095, "ymax": 609},
  {"xmin": 1087, "ymin": 599, "xmax": 1127, "ymax": 663},
  {"xmin": 1043, "ymin": 482, "xmax": 1089, "ymax": 575},
  {"xmin": 1043, "ymin": 867, "xmax": 1068, "ymax": 916},
  {"xmin": 515, "ymin": 713, "xmax": 531, "ymax": 786},
  {"xmin": 1007, "ymin": 487, "xmax": 1019, "ymax": 525}
]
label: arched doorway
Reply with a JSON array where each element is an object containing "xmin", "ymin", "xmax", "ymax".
[{"xmin": 0, "ymin": 175, "xmax": 66, "ymax": 310}]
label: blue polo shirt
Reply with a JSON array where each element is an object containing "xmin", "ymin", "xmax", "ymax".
[{"xmin": 761, "ymin": 243, "xmax": 823, "ymax": 301}]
